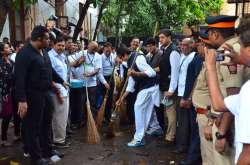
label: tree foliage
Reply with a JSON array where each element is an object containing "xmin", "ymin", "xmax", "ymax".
[
  {"xmin": 101, "ymin": 0, "xmax": 224, "ymax": 37},
  {"xmin": 12, "ymin": 0, "xmax": 38, "ymax": 10}
]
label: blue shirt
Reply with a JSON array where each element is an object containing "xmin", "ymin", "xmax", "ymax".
[
  {"xmin": 48, "ymin": 49, "xmax": 68, "ymax": 97},
  {"xmin": 98, "ymin": 53, "xmax": 116, "ymax": 84}
]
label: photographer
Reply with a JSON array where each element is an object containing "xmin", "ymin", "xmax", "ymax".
[{"xmin": 205, "ymin": 17, "xmax": 250, "ymax": 165}]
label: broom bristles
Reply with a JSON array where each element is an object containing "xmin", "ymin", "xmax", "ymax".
[
  {"xmin": 86, "ymin": 100, "xmax": 101, "ymax": 144},
  {"xmin": 106, "ymin": 119, "xmax": 115, "ymax": 138},
  {"xmin": 96, "ymin": 93, "xmax": 109, "ymax": 128}
]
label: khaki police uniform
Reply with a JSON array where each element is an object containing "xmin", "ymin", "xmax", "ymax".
[
  {"xmin": 193, "ymin": 36, "xmax": 250, "ymax": 165},
  {"xmin": 192, "ymin": 62, "xmax": 219, "ymax": 165}
]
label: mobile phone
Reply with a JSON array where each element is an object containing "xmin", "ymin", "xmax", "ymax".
[{"xmin": 216, "ymin": 50, "xmax": 225, "ymax": 61}]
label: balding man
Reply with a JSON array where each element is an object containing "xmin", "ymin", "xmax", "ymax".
[
  {"xmin": 174, "ymin": 38, "xmax": 197, "ymax": 154},
  {"xmin": 70, "ymin": 41, "xmax": 102, "ymax": 119}
]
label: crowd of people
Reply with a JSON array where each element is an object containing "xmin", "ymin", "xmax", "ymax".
[{"xmin": 0, "ymin": 14, "xmax": 250, "ymax": 165}]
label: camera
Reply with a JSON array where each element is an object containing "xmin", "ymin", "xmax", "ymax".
[{"xmin": 216, "ymin": 50, "xmax": 225, "ymax": 61}]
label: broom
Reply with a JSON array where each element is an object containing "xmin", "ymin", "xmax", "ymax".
[
  {"xmin": 84, "ymin": 64, "xmax": 101, "ymax": 144},
  {"xmin": 96, "ymin": 67, "xmax": 116, "ymax": 128},
  {"xmin": 107, "ymin": 42, "xmax": 143, "ymax": 137}
]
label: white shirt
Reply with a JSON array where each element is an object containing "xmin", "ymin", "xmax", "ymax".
[
  {"xmin": 9, "ymin": 53, "xmax": 16, "ymax": 63},
  {"xmin": 224, "ymin": 80, "xmax": 250, "ymax": 164},
  {"xmin": 98, "ymin": 53, "xmax": 116, "ymax": 84},
  {"xmin": 48, "ymin": 49, "xmax": 68, "ymax": 97},
  {"xmin": 119, "ymin": 62, "xmax": 128, "ymax": 79},
  {"xmin": 178, "ymin": 52, "xmax": 195, "ymax": 96},
  {"xmin": 168, "ymin": 50, "xmax": 181, "ymax": 93},
  {"xmin": 68, "ymin": 51, "xmax": 82, "ymax": 65},
  {"xmin": 126, "ymin": 55, "xmax": 156, "ymax": 93},
  {"xmin": 71, "ymin": 50, "xmax": 102, "ymax": 87}
]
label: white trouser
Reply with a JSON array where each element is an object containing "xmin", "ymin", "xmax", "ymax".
[
  {"xmin": 52, "ymin": 95, "xmax": 69, "ymax": 143},
  {"xmin": 133, "ymin": 85, "xmax": 160, "ymax": 141}
]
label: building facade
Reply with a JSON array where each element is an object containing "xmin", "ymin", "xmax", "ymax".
[{"xmin": 0, "ymin": 0, "xmax": 99, "ymax": 42}]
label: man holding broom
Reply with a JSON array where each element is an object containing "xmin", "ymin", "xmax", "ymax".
[
  {"xmin": 116, "ymin": 45, "xmax": 160, "ymax": 147},
  {"xmin": 70, "ymin": 42, "xmax": 102, "ymax": 117},
  {"xmin": 97, "ymin": 42, "xmax": 116, "ymax": 124}
]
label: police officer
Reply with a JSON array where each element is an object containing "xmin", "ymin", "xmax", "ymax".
[
  {"xmin": 193, "ymin": 15, "xmax": 246, "ymax": 165},
  {"xmin": 191, "ymin": 32, "xmax": 215, "ymax": 165}
]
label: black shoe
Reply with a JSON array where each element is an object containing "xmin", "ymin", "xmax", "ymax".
[
  {"xmin": 179, "ymin": 159, "xmax": 201, "ymax": 165},
  {"xmin": 165, "ymin": 140, "xmax": 175, "ymax": 145},
  {"xmin": 172, "ymin": 148, "xmax": 187, "ymax": 154},
  {"xmin": 66, "ymin": 128, "xmax": 76, "ymax": 135},
  {"xmin": 54, "ymin": 142, "xmax": 70, "ymax": 149},
  {"xmin": 70, "ymin": 124, "xmax": 78, "ymax": 130}
]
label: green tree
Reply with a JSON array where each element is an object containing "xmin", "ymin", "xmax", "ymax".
[{"xmin": 101, "ymin": 0, "xmax": 224, "ymax": 37}]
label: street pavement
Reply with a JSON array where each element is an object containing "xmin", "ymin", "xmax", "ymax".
[{"xmin": 0, "ymin": 125, "xmax": 185, "ymax": 165}]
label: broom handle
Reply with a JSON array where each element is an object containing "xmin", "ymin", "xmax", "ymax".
[
  {"xmin": 112, "ymin": 51, "xmax": 142, "ymax": 114},
  {"xmin": 83, "ymin": 63, "xmax": 90, "ymax": 104},
  {"xmin": 103, "ymin": 66, "xmax": 116, "ymax": 97}
]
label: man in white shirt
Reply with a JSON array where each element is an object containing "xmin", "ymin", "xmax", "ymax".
[
  {"xmin": 175, "ymin": 38, "xmax": 196, "ymax": 153},
  {"xmin": 98, "ymin": 42, "xmax": 116, "ymax": 123},
  {"xmin": 158, "ymin": 29, "xmax": 181, "ymax": 143},
  {"xmin": 48, "ymin": 37, "xmax": 70, "ymax": 148},
  {"xmin": 116, "ymin": 45, "xmax": 159, "ymax": 147},
  {"xmin": 204, "ymin": 17, "xmax": 250, "ymax": 165},
  {"xmin": 67, "ymin": 41, "xmax": 85, "ymax": 130},
  {"xmin": 9, "ymin": 41, "xmax": 24, "ymax": 63},
  {"xmin": 71, "ymin": 41, "xmax": 102, "ymax": 118}
]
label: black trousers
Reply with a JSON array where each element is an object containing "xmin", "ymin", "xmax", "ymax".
[
  {"xmin": 155, "ymin": 104, "xmax": 165, "ymax": 131},
  {"xmin": 12, "ymin": 90, "xmax": 21, "ymax": 137},
  {"xmin": 22, "ymin": 91, "xmax": 54, "ymax": 164},
  {"xmin": 1, "ymin": 114, "xmax": 12, "ymax": 141},
  {"xmin": 98, "ymin": 76, "xmax": 114, "ymax": 122},
  {"xmin": 82, "ymin": 86, "xmax": 97, "ymax": 119},
  {"xmin": 126, "ymin": 92, "xmax": 136, "ymax": 124},
  {"xmin": 70, "ymin": 87, "xmax": 84, "ymax": 125},
  {"xmin": 176, "ymin": 98, "xmax": 190, "ymax": 150}
]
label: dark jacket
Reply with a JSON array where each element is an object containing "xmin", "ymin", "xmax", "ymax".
[
  {"xmin": 159, "ymin": 43, "xmax": 177, "ymax": 91},
  {"xmin": 15, "ymin": 43, "xmax": 64, "ymax": 102}
]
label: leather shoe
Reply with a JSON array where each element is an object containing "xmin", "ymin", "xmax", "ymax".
[
  {"xmin": 179, "ymin": 159, "xmax": 201, "ymax": 165},
  {"xmin": 66, "ymin": 128, "xmax": 76, "ymax": 135}
]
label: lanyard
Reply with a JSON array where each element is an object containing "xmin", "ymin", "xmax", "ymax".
[
  {"xmin": 105, "ymin": 54, "xmax": 112, "ymax": 66},
  {"xmin": 86, "ymin": 52, "xmax": 94, "ymax": 66}
]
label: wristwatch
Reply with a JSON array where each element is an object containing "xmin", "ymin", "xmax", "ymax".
[{"xmin": 215, "ymin": 132, "xmax": 227, "ymax": 140}]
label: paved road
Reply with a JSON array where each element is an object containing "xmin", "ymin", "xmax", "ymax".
[{"xmin": 0, "ymin": 125, "xmax": 185, "ymax": 165}]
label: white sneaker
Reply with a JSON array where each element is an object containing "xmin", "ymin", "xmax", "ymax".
[
  {"xmin": 23, "ymin": 152, "xmax": 30, "ymax": 158},
  {"xmin": 50, "ymin": 155, "xmax": 61, "ymax": 163},
  {"xmin": 127, "ymin": 139, "xmax": 145, "ymax": 147}
]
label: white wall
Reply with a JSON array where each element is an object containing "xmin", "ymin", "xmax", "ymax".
[
  {"xmin": 35, "ymin": 0, "xmax": 55, "ymax": 26},
  {"xmin": 0, "ymin": 15, "xmax": 10, "ymax": 41},
  {"xmin": 220, "ymin": 0, "xmax": 236, "ymax": 16},
  {"xmin": 65, "ymin": 0, "xmax": 79, "ymax": 25}
]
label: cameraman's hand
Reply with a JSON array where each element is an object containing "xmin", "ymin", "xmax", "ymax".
[
  {"xmin": 204, "ymin": 47, "xmax": 217, "ymax": 70},
  {"xmin": 222, "ymin": 43, "xmax": 241, "ymax": 65},
  {"xmin": 18, "ymin": 102, "xmax": 28, "ymax": 118}
]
